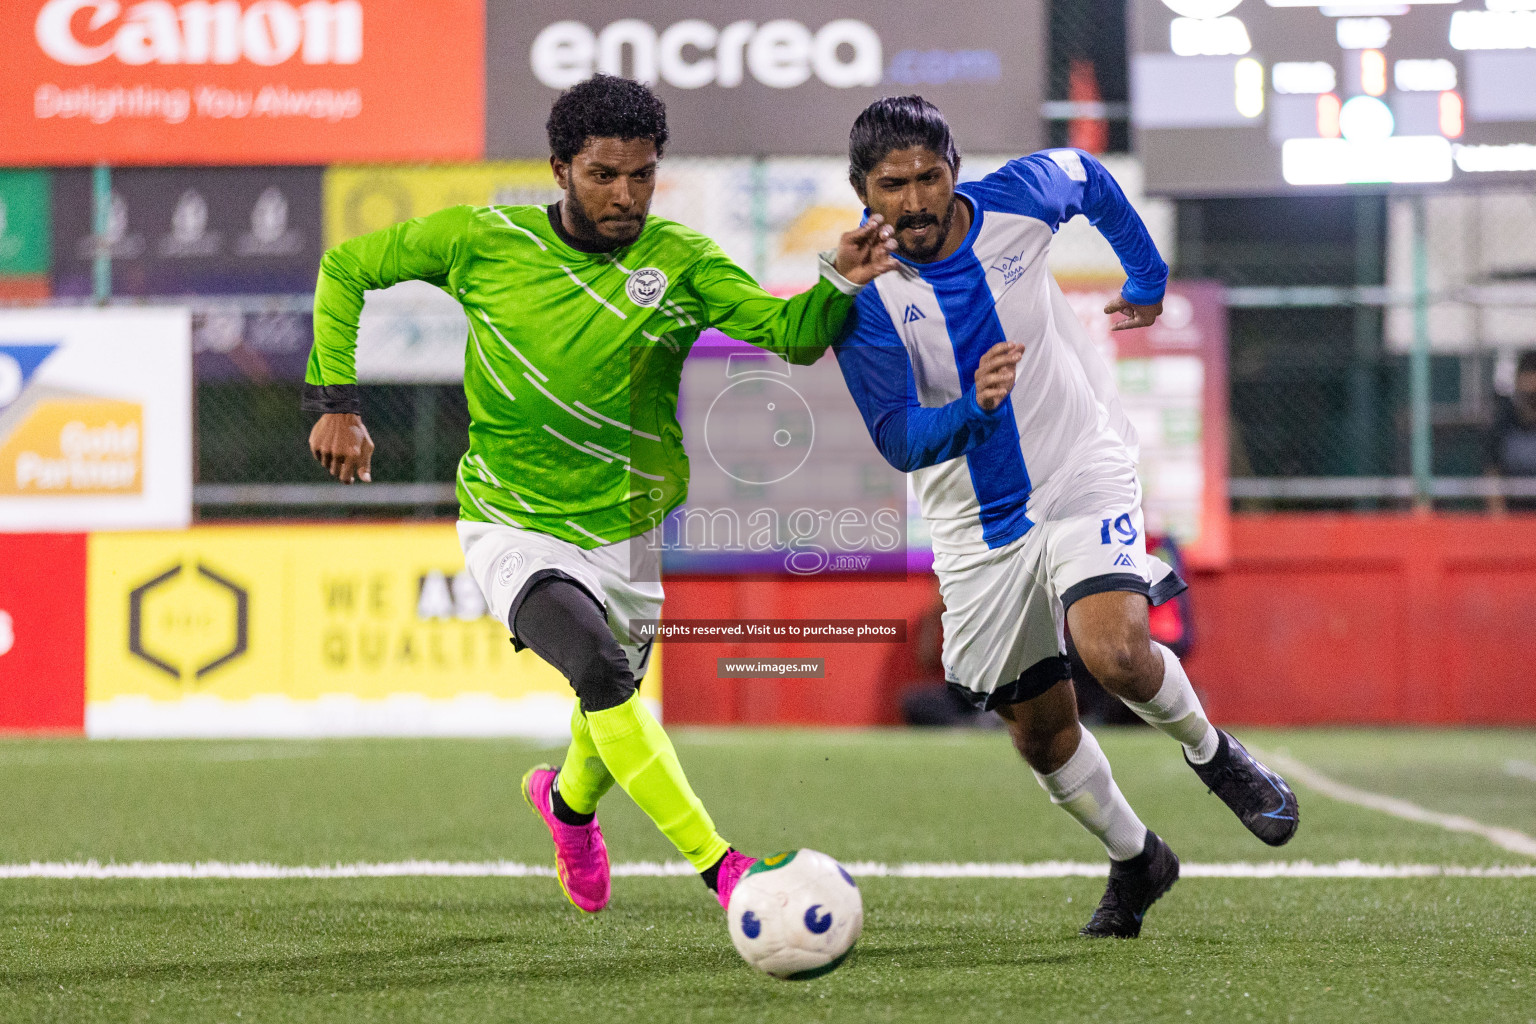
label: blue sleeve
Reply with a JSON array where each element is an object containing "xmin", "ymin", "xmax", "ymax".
[
  {"xmin": 981, "ymin": 149, "xmax": 1169, "ymax": 305},
  {"xmin": 831, "ymin": 295, "xmax": 1009, "ymax": 473}
]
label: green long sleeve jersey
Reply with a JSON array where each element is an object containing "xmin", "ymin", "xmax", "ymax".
[{"xmin": 303, "ymin": 203, "xmax": 859, "ymax": 548}]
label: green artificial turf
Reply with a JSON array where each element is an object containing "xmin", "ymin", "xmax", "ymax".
[{"xmin": 1, "ymin": 728, "xmax": 1533, "ymax": 1023}]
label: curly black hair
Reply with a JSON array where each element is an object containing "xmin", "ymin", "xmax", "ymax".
[
  {"xmin": 848, "ymin": 95, "xmax": 959, "ymax": 193},
  {"xmin": 546, "ymin": 74, "xmax": 669, "ymax": 163}
]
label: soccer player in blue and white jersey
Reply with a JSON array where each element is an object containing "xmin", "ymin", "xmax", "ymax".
[{"xmin": 831, "ymin": 97, "xmax": 1300, "ymax": 938}]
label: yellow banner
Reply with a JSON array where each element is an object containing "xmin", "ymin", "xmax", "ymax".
[
  {"xmin": 0, "ymin": 398, "xmax": 142, "ymax": 496},
  {"xmin": 323, "ymin": 163, "xmax": 561, "ymax": 247},
  {"xmin": 87, "ymin": 524, "xmax": 659, "ymax": 708}
]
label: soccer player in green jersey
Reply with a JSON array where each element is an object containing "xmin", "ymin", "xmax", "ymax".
[{"xmin": 302, "ymin": 75, "xmax": 896, "ymax": 914}]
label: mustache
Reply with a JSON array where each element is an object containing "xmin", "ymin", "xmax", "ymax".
[{"xmin": 895, "ymin": 213, "xmax": 939, "ymax": 232}]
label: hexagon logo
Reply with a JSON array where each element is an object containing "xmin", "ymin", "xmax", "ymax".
[{"xmin": 128, "ymin": 561, "xmax": 248, "ymax": 685}]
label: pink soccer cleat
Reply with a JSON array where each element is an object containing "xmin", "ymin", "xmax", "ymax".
[
  {"xmin": 521, "ymin": 764, "xmax": 611, "ymax": 913},
  {"xmin": 714, "ymin": 849, "xmax": 758, "ymax": 910}
]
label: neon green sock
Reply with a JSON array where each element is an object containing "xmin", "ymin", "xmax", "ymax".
[
  {"xmin": 555, "ymin": 703, "xmax": 615, "ymax": 816},
  {"xmin": 585, "ymin": 695, "xmax": 730, "ymax": 871}
]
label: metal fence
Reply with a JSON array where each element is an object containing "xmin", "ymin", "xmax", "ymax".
[
  {"xmin": 16, "ymin": 194, "xmax": 1534, "ymax": 521},
  {"xmin": 11, "ymin": 0, "xmax": 1536, "ymax": 519}
]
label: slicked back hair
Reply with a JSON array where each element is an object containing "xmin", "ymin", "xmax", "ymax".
[
  {"xmin": 848, "ymin": 95, "xmax": 960, "ymax": 193},
  {"xmin": 546, "ymin": 74, "xmax": 669, "ymax": 164}
]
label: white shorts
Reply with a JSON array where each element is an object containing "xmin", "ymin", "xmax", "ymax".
[
  {"xmin": 935, "ymin": 502, "xmax": 1185, "ymax": 710},
  {"xmin": 457, "ymin": 519, "xmax": 663, "ymax": 676}
]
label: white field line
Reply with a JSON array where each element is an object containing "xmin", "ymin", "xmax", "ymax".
[
  {"xmin": 1260, "ymin": 750, "xmax": 1536, "ymax": 859},
  {"xmin": 1, "ymin": 860, "xmax": 1534, "ymax": 881}
]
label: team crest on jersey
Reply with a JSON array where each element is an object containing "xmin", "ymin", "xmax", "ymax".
[
  {"xmin": 495, "ymin": 551, "xmax": 524, "ymax": 587},
  {"xmin": 626, "ymin": 267, "xmax": 668, "ymax": 307}
]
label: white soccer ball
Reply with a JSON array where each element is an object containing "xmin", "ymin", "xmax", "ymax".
[{"xmin": 726, "ymin": 848, "xmax": 863, "ymax": 980}]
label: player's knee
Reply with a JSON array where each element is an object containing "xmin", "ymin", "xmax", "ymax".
[
  {"xmin": 1076, "ymin": 633, "xmax": 1156, "ymax": 691},
  {"xmin": 1011, "ymin": 719, "xmax": 1078, "ymax": 773},
  {"xmin": 1016, "ymin": 725, "xmax": 1060, "ymax": 770},
  {"xmin": 1001, "ymin": 684, "xmax": 1080, "ymax": 772},
  {"xmin": 569, "ymin": 642, "xmax": 636, "ymax": 713}
]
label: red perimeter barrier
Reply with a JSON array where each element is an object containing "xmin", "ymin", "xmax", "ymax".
[
  {"xmin": 0, "ymin": 533, "xmax": 86, "ymax": 732},
  {"xmin": 664, "ymin": 513, "xmax": 1536, "ymax": 727},
  {"xmin": 1180, "ymin": 513, "xmax": 1536, "ymax": 726}
]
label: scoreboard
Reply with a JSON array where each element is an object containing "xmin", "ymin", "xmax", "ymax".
[{"xmin": 1130, "ymin": 0, "xmax": 1536, "ymax": 194}]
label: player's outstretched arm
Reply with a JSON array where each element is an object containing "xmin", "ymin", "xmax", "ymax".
[
  {"xmin": 686, "ymin": 217, "xmax": 895, "ymax": 366},
  {"xmin": 999, "ymin": 149, "xmax": 1168, "ymax": 331},
  {"xmin": 309, "ymin": 412, "xmax": 374, "ymax": 485}
]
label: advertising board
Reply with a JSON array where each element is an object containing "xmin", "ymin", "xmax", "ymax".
[
  {"xmin": 0, "ymin": 308, "xmax": 192, "ymax": 531},
  {"xmin": 487, "ymin": 0, "xmax": 1045, "ymax": 157},
  {"xmin": 52, "ymin": 166, "xmax": 323, "ymax": 296},
  {"xmin": 0, "ymin": 171, "xmax": 52, "ymax": 280},
  {"xmin": 85, "ymin": 524, "xmax": 658, "ymax": 737},
  {"xmin": 1059, "ymin": 280, "xmax": 1230, "ymax": 569},
  {"xmin": 0, "ymin": 533, "xmax": 87, "ymax": 732},
  {"xmin": 1, "ymin": 0, "xmax": 484, "ymax": 165}
]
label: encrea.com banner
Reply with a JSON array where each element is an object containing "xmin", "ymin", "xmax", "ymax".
[{"xmin": 2, "ymin": 0, "xmax": 484, "ymax": 165}]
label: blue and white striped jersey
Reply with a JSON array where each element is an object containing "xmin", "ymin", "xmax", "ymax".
[{"xmin": 832, "ymin": 148, "xmax": 1169, "ymax": 556}]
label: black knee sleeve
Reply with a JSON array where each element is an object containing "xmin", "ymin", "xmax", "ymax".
[{"xmin": 511, "ymin": 576, "xmax": 636, "ymax": 713}]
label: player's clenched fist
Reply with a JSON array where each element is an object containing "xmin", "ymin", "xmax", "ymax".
[
  {"xmin": 309, "ymin": 412, "xmax": 375, "ymax": 484},
  {"xmin": 974, "ymin": 341, "xmax": 1025, "ymax": 412}
]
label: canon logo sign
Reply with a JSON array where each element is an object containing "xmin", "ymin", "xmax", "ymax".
[
  {"xmin": 531, "ymin": 18, "xmax": 882, "ymax": 90},
  {"xmin": 35, "ymin": 0, "xmax": 362, "ymax": 67}
]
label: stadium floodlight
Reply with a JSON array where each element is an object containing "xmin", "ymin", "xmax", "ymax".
[
  {"xmin": 1272, "ymin": 61, "xmax": 1337, "ymax": 94},
  {"xmin": 1170, "ymin": 16, "xmax": 1253, "ymax": 55},
  {"xmin": 1264, "ymin": 0, "xmax": 1458, "ymax": 6},
  {"xmin": 1448, "ymin": 10, "xmax": 1536, "ymax": 50},
  {"xmin": 1339, "ymin": 95, "xmax": 1394, "ymax": 142},
  {"xmin": 1132, "ymin": 0, "xmax": 1536, "ymax": 190},
  {"xmin": 1159, "ymin": 0, "xmax": 1245, "ymax": 17},
  {"xmin": 1394, "ymin": 58, "xmax": 1457, "ymax": 92},
  {"xmin": 1335, "ymin": 17, "xmax": 1391, "ymax": 50},
  {"xmin": 1234, "ymin": 58, "xmax": 1266, "ymax": 117},
  {"xmin": 1282, "ymin": 136, "xmax": 1453, "ymax": 184},
  {"xmin": 1454, "ymin": 143, "xmax": 1536, "ymax": 173}
]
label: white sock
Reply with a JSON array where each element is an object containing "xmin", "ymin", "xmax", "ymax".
[
  {"xmin": 1032, "ymin": 726, "xmax": 1149, "ymax": 862},
  {"xmin": 1125, "ymin": 643, "xmax": 1220, "ymax": 764}
]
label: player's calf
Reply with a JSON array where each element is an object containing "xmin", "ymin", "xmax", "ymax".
[{"xmin": 1071, "ymin": 595, "xmax": 1222, "ymax": 765}]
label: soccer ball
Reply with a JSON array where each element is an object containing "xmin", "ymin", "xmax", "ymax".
[{"xmin": 727, "ymin": 849, "xmax": 863, "ymax": 980}]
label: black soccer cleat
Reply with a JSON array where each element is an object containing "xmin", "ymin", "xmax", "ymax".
[
  {"xmin": 1080, "ymin": 830, "xmax": 1180, "ymax": 939},
  {"xmin": 1187, "ymin": 730, "xmax": 1300, "ymax": 847}
]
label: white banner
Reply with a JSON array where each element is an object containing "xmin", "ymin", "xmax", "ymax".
[{"xmin": 0, "ymin": 308, "xmax": 191, "ymax": 530}]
